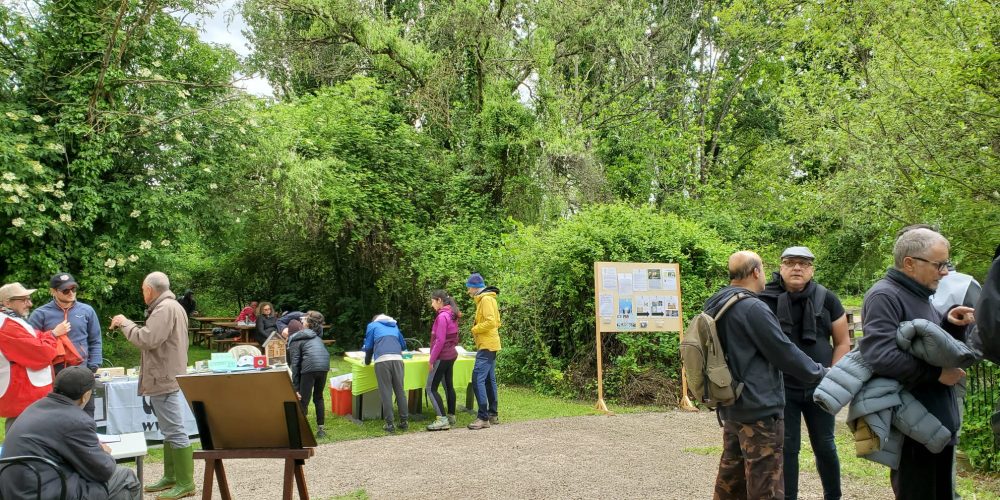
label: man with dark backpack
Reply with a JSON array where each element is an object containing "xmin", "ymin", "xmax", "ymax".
[
  {"xmin": 705, "ymin": 251, "xmax": 826, "ymax": 500},
  {"xmin": 759, "ymin": 246, "xmax": 850, "ymax": 500}
]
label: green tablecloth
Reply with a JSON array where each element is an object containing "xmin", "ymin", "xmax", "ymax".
[{"xmin": 344, "ymin": 355, "xmax": 476, "ymax": 396}]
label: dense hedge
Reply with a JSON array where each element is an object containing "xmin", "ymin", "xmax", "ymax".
[{"xmin": 486, "ymin": 204, "xmax": 734, "ymax": 402}]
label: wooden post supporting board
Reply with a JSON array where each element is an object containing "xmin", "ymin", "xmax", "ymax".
[{"xmin": 594, "ymin": 262, "xmax": 695, "ymax": 412}]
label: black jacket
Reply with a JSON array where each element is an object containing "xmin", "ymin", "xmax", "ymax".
[
  {"xmin": 0, "ymin": 393, "xmax": 116, "ymax": 500},
  {"xmin": 255, "ymin": 314, "xmax": 278, "ymax": 344},
  {"xmin": 287, "ymin": 328, "xmax": 331, "ymax": 388},
  {"xmin": 705, "ymin": 286, "xmax": 825, "ymax": 423},
  {"xmin": 970, "ymin": 257, "xmax": 1000, "ymax": 364},
  {"xmin": 860, "ymin": 271, "xmax": 967, "ymax": 435}
]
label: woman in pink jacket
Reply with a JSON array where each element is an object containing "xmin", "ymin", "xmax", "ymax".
[{"xmin": 425, "ymin": 290, "xmax": 460, "ymax": 431}]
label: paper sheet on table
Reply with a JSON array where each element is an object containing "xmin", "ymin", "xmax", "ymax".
[{"xmin": 97, "ymin": 433, "xmax": 121, "ymax": 444}]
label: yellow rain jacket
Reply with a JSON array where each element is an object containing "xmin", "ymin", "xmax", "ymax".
[{"xmin": 471, "ymin": 288, "xmax": 502, "ymax": 351}]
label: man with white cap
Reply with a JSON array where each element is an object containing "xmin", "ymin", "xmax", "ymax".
[
  {"xmin": 0, "ymin": 282, "xmax": 67, "ymax": 432},
  {"xmin": 759, "ymin": 246, "xmax": 850, "ymax": 500}
]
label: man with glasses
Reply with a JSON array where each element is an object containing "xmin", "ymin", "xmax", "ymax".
[
  {"xmin": 0, "ymin": 282, "xmax": 66, "ymax": 432},
  {"xmin": 30, "ymin": 272, "xmax": 103, "ymax": 417},
  {"xmin": 860, "ymin": 228, "xmax": 976, "ymax": 499},
  {"xmin": 760, "ymin": 247, "xmax": 850, "ymax": 500}
]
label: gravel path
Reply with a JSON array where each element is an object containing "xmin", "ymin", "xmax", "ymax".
[{"xmin": 142, "ymin": 410, "xmax": 893, "ymax": 499}]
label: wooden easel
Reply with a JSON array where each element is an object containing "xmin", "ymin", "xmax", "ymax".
[{"xmin": 192, "ymin": 401, "xmax": 315, "ymax": 500}]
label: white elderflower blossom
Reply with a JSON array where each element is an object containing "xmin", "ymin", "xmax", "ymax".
[
  {"xmin": 8, "ymin": 195, "xmax": 19, "ymax": 203},
  {"xmin": 37, "ymin": 204, "xmax": 45, "ymax": 212},
  {"xmin": 116, "ymin": 258, "xmax": 126, "ymax": 268},
  {"xmin": 1, "ymin": 183, "xmax": 12, "ymax": 192},
  {"xmin": 2, "ymin": 172, "xmax": 15, "ymax": 181},
  {"xmin": 209, "ymin": 183, "xmax": 217, "ymax": 190},
  {"xmin": 53, "ymin": 190, "xmax": 64, "ymax": 198},
  {"xmin": 128, "ymin": 254, "xmax": 138, "ymax": 262},
  {"xmin": 104, "ymin": 258, "xmax": 116, "ymax": 268},
  {"xmin": 60, "ymin": 213, "xmax": 71, "ymax": 222},
  {"xmin": 61, "ymin": 202, "xmax": 72, "ymax": 211},
  {"xmin": 160, "ymin": 239, "xmax": 171, "ymax": 246},
  {"xmin": 32, "ymin": 229, "xmax": 43, "ymax": 237},
  {"xmin": 55, "ymin": 180, "xmax": 64, "ymax": 189},
  {"xmin": 140, "ymin": 240, "xmax": 152, "ymax": 250},
  {"xmin": 4, "ymin": 112, "xmax": 17, "ymax": 120},
  {"xmin": 31, "ymin": 115, "xmax": 43, "ymax": 123},
  {"xmin": 30, "ymin": 161, "xmax": 43, "ymax": 174},
  {"xmin": 12, "ymin": 218, "xmax": 25, "ymax": 227},
  {"xmin": 130, "ymin": 210, "xmax": 141, "ymax": 218}
]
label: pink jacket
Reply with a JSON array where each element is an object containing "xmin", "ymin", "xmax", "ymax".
[{"xmin": 429, "ymin": 305, "xmax": 459, "ymax": 365}]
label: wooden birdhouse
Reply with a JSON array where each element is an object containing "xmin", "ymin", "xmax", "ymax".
[{"xmin": 262, "ymin": 332, "xmax": 287, "ymax": 366}]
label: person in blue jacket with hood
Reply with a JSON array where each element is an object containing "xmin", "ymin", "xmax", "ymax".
[{"xmin": 363, "ymin": 314, "xmax": 408, "ymax": 433}]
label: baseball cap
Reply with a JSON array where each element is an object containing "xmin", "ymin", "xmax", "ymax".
[
  {"xmin": 0, "ymin": 282, "xmax": 37, "ymax": 302},
  {"xmin": 50, "ymin": 272, "xmax": 78, "ymax": 291},
  {"xmin": 780, "ymin": 246, "xmax": 815, "ymax": 261},
  {"xmin": 53, "ymin": 365, "xmax": 96, "ymax": 400}
]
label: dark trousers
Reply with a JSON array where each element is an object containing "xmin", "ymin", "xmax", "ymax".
[
  {"xmin": 374, "ymin": 360, "xmax": 407, "ymax": 425},
  {"xmin": 715, "ymin": 417, "xmax": 785, "ymax": 500},
  {"xmin": 426, "ymin": 359, "xmax": 456, "ymax": 416},
  {"xmin": 297, "ymin": 371, "xmax": 329, "ymax": 425},
  {"xmin": 784, "ymin": 388, "xmax": 841, "ymax": 500},
  {"xmin": 891, "ymin": 436, "xmax": 955, "ymax": 500}
]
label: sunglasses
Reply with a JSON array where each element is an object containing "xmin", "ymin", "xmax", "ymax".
[{"xmin": 59, "ymin": 287, "xmax": 77, "ymax": 295}]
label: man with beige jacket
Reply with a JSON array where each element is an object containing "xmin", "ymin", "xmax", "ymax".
[{"xmin": 110, "ymin": 272, "xmax": 194, "ymax": 499}]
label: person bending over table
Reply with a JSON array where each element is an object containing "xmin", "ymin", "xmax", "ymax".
[{"xmin": 363, "ymin": 314, "xmax": 408, "ymax": 434}]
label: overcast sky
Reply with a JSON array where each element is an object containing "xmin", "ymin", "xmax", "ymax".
[{"xmin": 193, "ymin": 0, "xmax": 274, "ymax": 97}]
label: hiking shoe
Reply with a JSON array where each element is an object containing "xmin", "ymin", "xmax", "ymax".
[
  {"xmin": 316, "ymin": 426, "xmax": 327, "ymax": 439},
  {"xmin": 383, "ymin": 424, "xmax": 395, "ymax": 434},
  {"xmin": 489, "ymin": 415, "xmax": 500, "ymax": 425},
  {"xmin": 399, "ymin": 420, "xmax": 409, "ymax": 431},
  {"xmin": 447, "ymin": 414, "xmax": 456, "ymax": 426},
  {"xmin": 426, "ymin": 416, "xmax": 451, "ymax": 431},
  {"xmin": 467, "ymin": 418, "xmax": 491, "ymax": 430}
]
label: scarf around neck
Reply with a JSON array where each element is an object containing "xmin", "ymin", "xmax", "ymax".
[
  {"xmin": 762, "ymin": 273, "xmax": 819, "ymax": 344},
  {"xmin": 1, "ymin": 305, "xmax": 24, "ymax": 320},
  {"xmin": 886, "ymin": 267, "xmax": 935, "ymax": 300}
]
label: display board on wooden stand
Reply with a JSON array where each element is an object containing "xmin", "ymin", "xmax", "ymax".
[
  {"xmin": 593, "ymin": 262, "xmax": 695, "ymax": 413},
  {"xmin": 177, "ymin": 370, "xmax": 316, "ymax": 500}
]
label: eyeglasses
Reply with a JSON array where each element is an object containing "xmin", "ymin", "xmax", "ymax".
[
  {"xmin": 909, "ymin": 256, "xmax": 951, "ymax": 272},
  {"xmin": 780, "ymin": 260, "xmax": 813, "ymax": 269},
  {"xmin": 59, "ymin": 288, "xmax": 77, "ymax": 295},
  {"xmin": 8, "ymin": 297, "xmax": 31, "ymax": 303}
]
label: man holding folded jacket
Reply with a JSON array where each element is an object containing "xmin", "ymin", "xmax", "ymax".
[{"xmin": 860, "ymin": 228, "xmax": 975, "ymax": 499}]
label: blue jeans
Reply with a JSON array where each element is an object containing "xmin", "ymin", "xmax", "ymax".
[
  {"xmin": 472, "ymin": 350, "xmax": 498, "ymax": 420},
  {"xmin": 784, "ymin": 387, "xmax": 841, "ymax": 500}
]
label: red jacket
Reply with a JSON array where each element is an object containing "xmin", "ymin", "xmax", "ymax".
[
  {"xmin": 0, "ymin": 315, "xmax": 58, "ymax": 418},
  {"xmin": 236, "ymin": 306, "xmax": 256, "ymax": 323}
]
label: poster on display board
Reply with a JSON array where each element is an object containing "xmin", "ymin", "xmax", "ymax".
[
  {"xmin": 594, "ymin": 262, "xmax": 683, "ymax": 334},
  {"xmin": 593, "ymin": 261, "xmax": 689, "ymax": 412}
]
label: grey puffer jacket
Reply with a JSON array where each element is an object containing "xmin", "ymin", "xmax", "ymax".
[
  {"xmin": 814, "ymin": 319, "xmax": 971, "ymax": 413},
  {"xmin": 895, "ymin": 318, "xmax": 977, "ymax": 369},
  {"xmin": 813, "ymin": 319, "xmax": 970, "ymax": 468},
  {"xmin": 845, "ymin": 377, "xmax": 952, "ymax": 469}
]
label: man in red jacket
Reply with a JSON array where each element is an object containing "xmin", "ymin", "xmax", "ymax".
[{"xmin": 0, "ymin": 282, "xmax": 67, "ymax": 432}]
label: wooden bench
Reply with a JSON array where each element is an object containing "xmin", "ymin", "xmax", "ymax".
[
  {"xmin": 213, "ymin": 339, "xmax": 238, "ymax": 352},
  {"xmin": 846, "ymin": 308, "xmax": 863, "ymax": 347}
]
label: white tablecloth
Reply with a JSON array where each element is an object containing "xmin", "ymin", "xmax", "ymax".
[{"xmin": 101, "ymin": 379, "xmax": 199, "ymax": 440}]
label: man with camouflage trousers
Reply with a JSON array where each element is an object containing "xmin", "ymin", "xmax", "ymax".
[{"xmin": 706, "ymin": 252, "xmax": 826, "ymax": 499}]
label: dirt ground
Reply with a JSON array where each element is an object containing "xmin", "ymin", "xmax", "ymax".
[{"xmin": 141, "ymin": 410, "xmax": 894, "ymax": 499}]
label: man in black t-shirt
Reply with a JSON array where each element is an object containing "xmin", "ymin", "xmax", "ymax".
[{"xmin": 760, "ymin": 246, "xmax": 851, "ymax": 500}]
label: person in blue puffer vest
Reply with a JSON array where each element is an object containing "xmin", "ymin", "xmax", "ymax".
[{"xmin": 362, "ymin": 314, "xmax": 408, "ymax": 433}]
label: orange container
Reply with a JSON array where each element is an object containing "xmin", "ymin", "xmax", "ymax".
[{"xmin": 330, "ymin": 387, "xmax": 352, "ymax": 416}]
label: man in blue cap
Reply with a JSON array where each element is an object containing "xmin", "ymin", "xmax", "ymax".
[{"xmin": 465, "ymin": 272, "xmax": 502, "ymax": 430}]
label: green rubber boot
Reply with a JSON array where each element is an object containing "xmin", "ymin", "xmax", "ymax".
[
  {"xmin": 157, "ymin": 445, "xmax": 196, "ymax": 499},
  {"xmin": 144, "ymin": 443, "xmax": 175, "ymax": 492}
]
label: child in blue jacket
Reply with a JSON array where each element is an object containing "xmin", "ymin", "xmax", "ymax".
[{"xmin": 363, "ymin": 314, "xmax": 408, "ymax": 433}]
